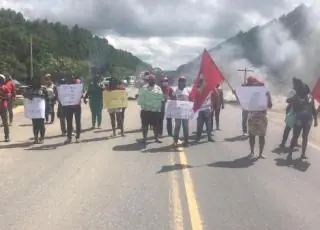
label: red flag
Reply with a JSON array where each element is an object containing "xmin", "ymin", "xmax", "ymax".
[
  {"xmin": 190, "ymin": 49, "xmax": 225, "ymax": 112},
  {"xmin": 312, "ymin": 78, "xmax": 320, "ymax": 104}
]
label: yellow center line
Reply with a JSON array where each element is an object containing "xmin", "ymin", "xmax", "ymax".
[
  {"xmin": 177, "ymin": 146, "xmax": 203, "ymax": 230},
  {"xmin": 169, "ymin": 154, "xmax": 184, "ymax": 230}
]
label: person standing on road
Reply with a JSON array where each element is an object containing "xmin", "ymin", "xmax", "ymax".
[
  {"xmin": 279, "ymin": 78, "xmax": 303, "ymax": 148},
  {"xmin": 55, "ymin": 77, "xmax": 67, "ymax": 135},
  {"xmin": 107, "ymin": 77, "xmax": 125, "ymax": 137},
  {"xmin": 45, "ymin": 80, "xmax": 56, "ymax": 124},
  {"xmin": 172, "ymin": 76, "xmax": 190, "ymax": 147},
  {"xmin": 116, "ymin": 80, "xmax": 126, "ymax": 130},
  {"xmin": 212, "ymin": 84, "xmax": 224, "ymax": 131},
  {"xmin": 138, "ymin": 74, "xmax": 163, "ymax": 145},
  {"xmin": 64, "ymin": 76, "xmax": 82, "ymax": 144},
  {"xmin": 84, "ymin": 75, "xmax": 103, "ymax": 129},
  {"xmin": 287, "ymin": 84, "xmax": 318, "ymax": 160},
  {"xmin": 24, "ymin": 77, "xmax": 48, "ymax": 144},
  {"xmin": 0, "ymin": 74, "xmax": 10, "ymax": 142},
  {"xmin": 4, "ymin": 74, "xmax": 16, "ymax": 126},
  {"xmin": 245, "ymin": 77, "xmax": 272, "ymax": 159},
  {"xmin": 195, "ymin": 78, "xmax": 214, "ymax": 142},
  {"xmin": 159, "ymin": 76, "xmax": 173, "ymax": 137}
]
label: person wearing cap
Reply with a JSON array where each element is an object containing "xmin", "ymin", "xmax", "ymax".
[
  {"xmin": 4, "ymin": 73, "xmax": 16, "ymax": 125},
  {"xmin": 84, "ymin": 74, "xmax": 103, "ymax": 129},
  {"xmin": 159, "ymin": 76, "xmax": 174, "ymax": 137},
  {"xmin": 0, "ymin": 74, "xmax": 10, "ymax": 142},
  {"xmin": 138, "ymin": 74, "xmax": 164, "ymax": 145},
  {"xmin": 172, "ymin": 76, "xmax": 190, "ymax": 146}
]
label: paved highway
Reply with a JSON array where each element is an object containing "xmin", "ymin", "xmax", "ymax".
[{"xmin": 1, "ymin": 102, "xmax": 320, "ymax": 230}]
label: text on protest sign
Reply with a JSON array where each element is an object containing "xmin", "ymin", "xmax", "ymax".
[
  {"xmin": 24, "ymin": 97, "xmax": 45, "ymax": 119},
  {"xmin": 57, "ymin": 84, "xmax": 83, "ymax": 106},
  {"xmin": 165, "ymin": 100, "xmax": 198, "ymax": 120},
  {"xmin": 103, "ymin": 90, "xmax": 128, "ymax": 109},
  {"xmin": 138, "ymin": 89, "xmax": 163, "ymax": 111},
  {"xmin": 235, "ymin": 86, "xmax": 268, "ymax": 111}
]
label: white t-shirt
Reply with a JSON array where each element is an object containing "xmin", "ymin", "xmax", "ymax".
[
  {"xmin": 199, "ymin": 93, "xmax": 212, "ymax": 111},
  {"xmin": 173, "ymin": 87, "xmax": 191, "ymax": 101}
]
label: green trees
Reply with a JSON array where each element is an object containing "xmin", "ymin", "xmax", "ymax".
[{"xmin": 0, "ymin": 9, "xmax": 150, "ymax": 81}]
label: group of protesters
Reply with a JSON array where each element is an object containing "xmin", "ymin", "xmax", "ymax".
[
  {"xmin": 137, "ymin": 72, "xmax": 224, "ymax": 147},
  {"xmin": 1, "ymin": 69, "xmax": 319, "ymax": 162}
]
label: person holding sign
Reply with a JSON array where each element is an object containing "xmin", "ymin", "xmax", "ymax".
[
  {"xmin": 24, "ymin": 77, "xmax": 49, "ymax": 144},
  {"xmin": 138, "ymin": 74, "xmax": 164, "ymax": 145},
  {"xmin": 56, "ymin": 77, "xmax": 67, "ymax": 135},
  {"xmin": 107, "ymin": 77, "xmax": 125, "ymax": 137},
  {"xmin": 0, "ymin": 74, "xmax": 10, "ymax": 142},
  {"xmin": 62, "ymin": 76, "xmax": 83, "ymax": 144},
  {"xmin": 84, "ymin": 75, "xmax": 103, "ymax": 129},
  {"xmin": 244, "ymin": 77, "xmax": 272, "ymax": 159},
  {"xmin": 172, "ymin": 76, "xmax": 191, "ymax": 147}
]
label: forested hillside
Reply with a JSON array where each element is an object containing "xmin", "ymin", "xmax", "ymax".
[{"xmin": 0, "ymin": 9, "xmax": 150, "ymax": 80}]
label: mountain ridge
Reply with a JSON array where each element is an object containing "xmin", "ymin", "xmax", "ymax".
[{"xmin": 176, "ymin": 3, "xmax": 319, "ymax": 91}]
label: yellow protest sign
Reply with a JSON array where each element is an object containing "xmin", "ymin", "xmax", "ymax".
[{"xmin": 103, "ymin": 90, "xmax": 128, "ymax": 109}]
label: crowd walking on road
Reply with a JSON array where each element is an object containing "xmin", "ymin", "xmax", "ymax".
[{"xmin": 0, "ymin": 69, "xmax": 319, "ymax": 164}]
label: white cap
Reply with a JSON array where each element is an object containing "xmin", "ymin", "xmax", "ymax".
[{"xmin": 0, "ymin": 74, "xmax": 5, "ymax": 81}]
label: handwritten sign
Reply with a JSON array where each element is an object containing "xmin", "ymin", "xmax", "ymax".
[
  {"xmin": 165, "ymin": 100, "xmax": 198, "ymax": 120},
  {"xmin": 103, "ymin": 90, "xmax": 128, "ymax": 109},
  {"xmin": 235, "ymin": 86, "xmax": 268, "ymax": 111},
  {"xmin": 138, "ymin": 88, "xmax": 163, "ymax": 112},
  {"xmin": 24, "ymin": 97, "xmax": 45, "ymax": 119},
  {"xmin": 57, "ymin": 84, "xmax": 83, "ymax": 106}
]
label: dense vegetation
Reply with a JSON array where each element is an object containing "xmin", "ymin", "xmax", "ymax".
[{"xmin": 0, "ymin": 9, "xmax": 150, "ymax": 82}]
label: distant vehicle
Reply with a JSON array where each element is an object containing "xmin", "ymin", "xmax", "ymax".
[{"xmin": 13, "ymin": 79, "xmax": 29, "ymax": 95}]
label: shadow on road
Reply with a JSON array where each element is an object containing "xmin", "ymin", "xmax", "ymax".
[
  {"xmin": 94, "ymin": 129, "xmax": 113, "ymax": 133},
  {"xmin": 25, "ymin": 142, "xmax": 65, "ymax": 151},
  {"xmin": 274, "ymin": 158, "xmax": 310, "ymax": 172},
  {"xmin": 224, "ymin": 135, "xmax": 249, "ymax": 142},
  {"xmin": 19, "ymin": 124, "xmax": 32, "ymax": 127},
  {"xmin": 157, "ymin": 164, "xmax": 193, "ymax": 174},
  {"xmin": 113, "ymin": 142, "xmax": 145, "ymax": 151},
  {"xmin": 0, "ymin": 141, "xmax": 34, "ymax": 149},
  {"xmin": 143, "ymin": 145, "xmax": 178, "ymax": 153},
  {"xmin": 80, "ymin": 136, "xmax": 109, "ymax": 143},
  {"xmin": 208, "ymin": 156, "xmax": 258, "ymax": 169},
  {"xmin": 272, "ymin": 147, "xmax": 299, "ymax": 154}
]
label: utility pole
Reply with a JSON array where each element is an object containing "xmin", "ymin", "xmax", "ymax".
[
  {"xmin": 30, "ymin": 35, "xmax": 33, "ymax": 79},
  {"xmin": 237, "ymin": 68, "xmax": 254, "ymax": 84}
]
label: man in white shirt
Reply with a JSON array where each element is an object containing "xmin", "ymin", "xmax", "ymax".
[
  {"xmin": 195, "ymin": 78, "xmax": 214, "ymax": 142},
  {"xmin": 172, "ymin": 76, "xmax": 191, "ymax": 146}
]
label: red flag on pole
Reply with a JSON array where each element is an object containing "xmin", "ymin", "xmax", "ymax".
[
  {"xmin": 312, "ymin": 78, "xmax": 320, "ymax": 104},
  {"xmin": 190, "ymin": 49, "xmax": 225, "ymax": 112}
]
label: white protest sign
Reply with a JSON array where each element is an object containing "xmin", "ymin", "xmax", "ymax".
[
  {"xmin": 57, "ymin": 84, "xmax": 83, "ymax": 106},
  {"xmin": 24, "ymin": 97, "xmax": 45, "ymax": 119},
  {"xmin": 235, "ymin": 86, "xmax": 268, "ymax": 111},
  {"xmin": 165, "ymin": 100, "xmax": 198, "ymax": 120}
]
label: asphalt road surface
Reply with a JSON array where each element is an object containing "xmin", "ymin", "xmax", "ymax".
[{"xmin": 1, "ymin": 102, "xmax": 320, "ymax": 230}]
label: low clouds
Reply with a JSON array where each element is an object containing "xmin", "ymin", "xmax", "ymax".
[{"xmin": 0, "ymin": 0, "xmax": 314, "ymax": 69}]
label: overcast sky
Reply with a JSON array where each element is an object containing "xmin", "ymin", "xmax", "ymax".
[{"xmin": 0, "ymin": 0, "xmax": 314, "ymax": 70}]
